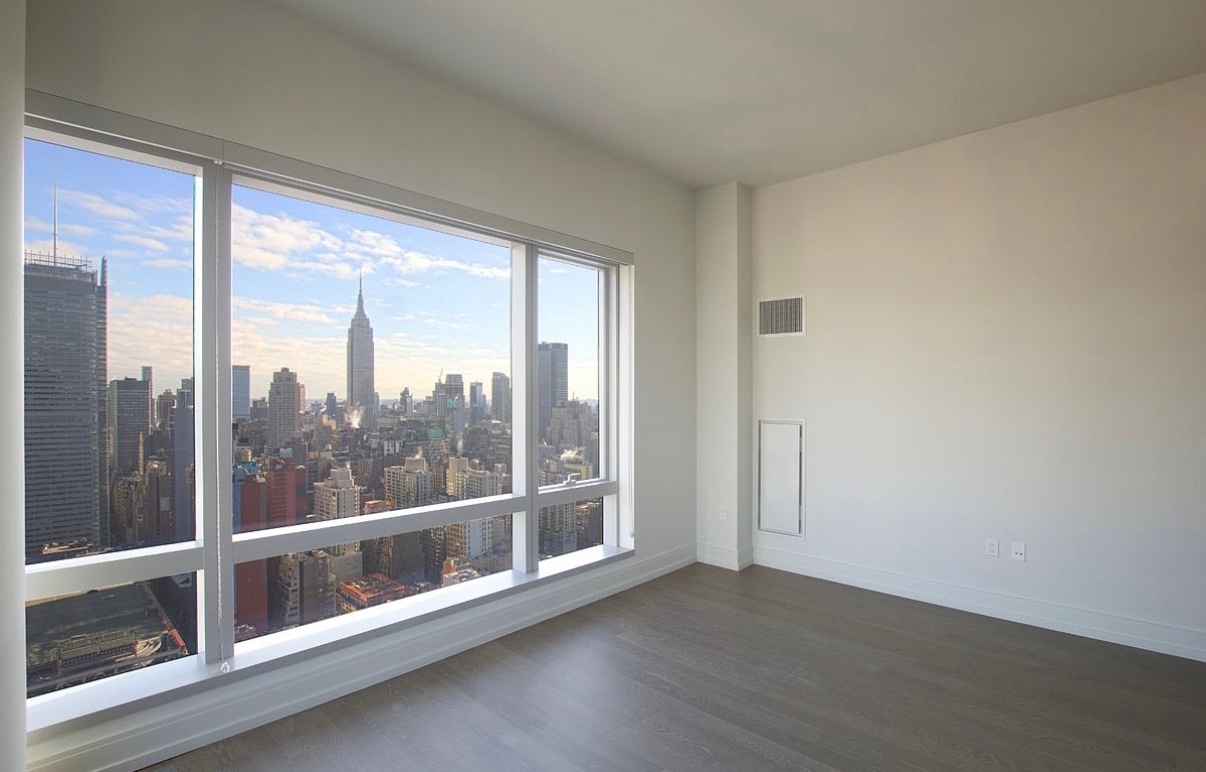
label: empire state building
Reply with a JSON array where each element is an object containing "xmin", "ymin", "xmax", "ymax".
[{"xmin": 346, "ymin": 277, "xmax": 376, "ymax": 428}]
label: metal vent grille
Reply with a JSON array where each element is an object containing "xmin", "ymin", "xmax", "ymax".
[{"xmin": 758, "ymin": 297, "xmax": 804, "ymax": 336}]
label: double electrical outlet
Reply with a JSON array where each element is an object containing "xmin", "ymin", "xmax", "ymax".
[{"xmin": 985, "ymin": 537, "xmax": 1025, "ymax": 561}]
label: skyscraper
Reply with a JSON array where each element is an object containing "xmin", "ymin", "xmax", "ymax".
[
  {"xmin": 537, "ymin": 342, "xmax": 568, "ymax": 442},
  {"xmin": 141, "ymin": 365, "xmax": 154, "ymax": 426},
  {"xmin": 108, "ymin": 376, "xmax": 151, "ymax": 476},
  {"xmin": 171, "ymin": 378, "xmax": 195, "ymax": 541},
  {"xmin": 23, "ymin": 253, "xmax": 107, "ymax": 560},
  {"xmin": 491, "ymin": 371, "xmax": 511, "ymax": 425},
  {"xmin": 469, "ymin": 381, "xmax": 485, "ymax": 425},
  {"xmin": 314, "ymin": 466, "xmax": 360, "ymax": 522},
  {"xmin": 384, "ymin": 455, "xmax": 432, "ymax": 509},
  {"xmin": 314, "ymin": 466, "xmax": 362, "ymax": 565},
  {"xmin": 346, "ymin": 278, "xmax": 375, "ymax": 429},
  {"xmin": 267, "ymin": 368, "xmax": 302, "ymax": 449},
  {"xmin": 232, "ymin": 364, "xmax": 251, "ymax": 420}
]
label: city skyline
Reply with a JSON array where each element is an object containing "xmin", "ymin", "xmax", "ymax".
[
  {"xmin": 23, "ymin": 138, "xmax": 602, "ymax": 405},
  {"xmin": 22, "ymin": 136, "xmax": 608, "ymax": 694}
]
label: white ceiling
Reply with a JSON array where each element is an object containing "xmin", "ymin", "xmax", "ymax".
[{"xmin": 271, "ymin": 0, "xmax": 1206, "ymax": 189}]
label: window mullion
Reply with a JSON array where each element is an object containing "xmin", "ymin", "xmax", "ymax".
[
  {"xmin": 511, "ymin": 243, "xmax": 540, "ymax": 573},
  {"xmin": 197, "ymin": 160, "xmax": 234, "ymax": 664}
]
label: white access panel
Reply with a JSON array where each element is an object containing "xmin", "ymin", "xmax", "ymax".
[{"xmin": 759, "ymin": 420, "xmax": 803, "ymax": 536}]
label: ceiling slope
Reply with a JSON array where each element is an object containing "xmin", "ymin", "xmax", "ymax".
[{"xmin": 271, "ymin": 0, "xmax": 1206, "ymax": 188}]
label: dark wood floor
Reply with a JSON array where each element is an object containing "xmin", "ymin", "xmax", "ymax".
[{"xmin": 147, "ymin": 563, "xmax": 1206, "ymax": 771}]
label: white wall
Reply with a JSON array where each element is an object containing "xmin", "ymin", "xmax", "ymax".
[
  {"xmin": 696, "ymin": 182, "xmax": 753, "ymax": 569},
  {"xmin": 23, "ymin": 0, "xmax": 696, "ymax": 767},
  {"xmin": 750, "ymin": 73, "xmax": 1206, "ymax": 660},
  {"xmin": 2, "ymin": 2, "xmax": 27, "ymax": 771}
]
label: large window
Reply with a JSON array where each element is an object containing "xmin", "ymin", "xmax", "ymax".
[{"xmin": 22, "ymin": 111, "xmax": 630, "ymax": 713}]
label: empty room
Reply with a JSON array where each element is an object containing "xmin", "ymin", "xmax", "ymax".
[{"xmin": 3, "ymin": 1, "xmax": 1204, "ymax": 770}]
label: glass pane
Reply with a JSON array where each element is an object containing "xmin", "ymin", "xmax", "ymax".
[
  {"xmin": 26, "ymin": 573, "xmax": 197, "ymax": 697},
  {"xmin": 537, "ymin": 256, "xmax": 601, "ymax": 481},
  {"xmin": 230, "ymin": 185, "xmax": 513, "ymax": 534},
  {"xmin": 23, "ymin": 138, "xmax": 197, "ymax": 563},
  {"xmin": 234, "ymin": 516, "xmax": 513, "ymax": 642},
  {"xmin": 539, "ymin": 497, "xmax": 604, "ymax": 560}
]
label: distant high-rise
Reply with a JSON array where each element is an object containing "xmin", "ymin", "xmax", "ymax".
[
  {"xmin": 548, "ymin": 399, "xmax": 594, "ymax": 452},
  {"xmin": 23, "ymin": 253, "xmax": 107, "ymax": 560},
  {"xmin": 491, "ymin": 371, "xmax": 511, "ymax": 425},
  {"xmin": 171, "ymin": 378, "xmax": 195, "ymax": 541},
  {"xmin": 314, "ymin": 466, "xmax": 361, "ymax": 562},
  {"xmin": 155, "ymin": 389, "xmax": 175, "ymax": 431},
  {"xmin": 346, "ymin": 278, "xmax": 375, "ymax": 429},
  {"xmin": 141, "ymin": 365, "xmax": 154, "ymax": 426},
  {"xmin": 537, "ymin": 342, "xmax": 568, "ymax": 442},
  {"xmin": 265, "ymin": 456, "xmax": 308, "ymax": 528},
  {"xmin": 384, "ymin": 455, "xmax": 432, "ymax": 510},
  {"xmin": 267, "ymin": 368, "xmax": 302, "ymax": 449},
  {"xmin": 232, "ymin": 364, "xmax": 251, "ymax": 420},
  {"xmin": 314, "ymin": 466, "xmax": 360, "ymax": 522},
  {"xmin": 539, "ymin": 501, "xmax": 577, "ymax": 557},
  {"xmin": 271, "ymin": 552, "xmax": 336, "ymax": 630},
  {"xmin": 469, "ymin": 381, "xmax": 485, "ymax": 425},
  {"xmin": 108, "ymin": 376, "xmax": 151, "ymax": 476}
]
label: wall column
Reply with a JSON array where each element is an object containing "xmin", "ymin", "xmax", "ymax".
[
  {"xmin": 695, "ymin": 182, "xmax": 753, "ymax": 569},
  {"xmin": 1, "ymin": 0, "xmax": 27, "ymax": 766}
]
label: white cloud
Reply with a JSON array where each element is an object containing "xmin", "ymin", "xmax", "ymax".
[
  {"xmin": 25, "ymin": 215, "xmax": 52, "ymax": 233},
  {"xmin": 393, "ymin": 311, "xmax": 467, "ymax": 331},
  {"xmin": 107, "ymin": 293, "xmax": 193, "ymax": 389},
  {"xmin": 378, "ymin": 246, "xmax": 510, "ymax": 280},
  {"xmin": 115, "ymin": 233, "xmax": 170, "ymax": 253},
  {"xmin": 143, "ymin": 216, "xmax": 194, "ymax": 244},
  {"xmin": 118, "ymin": 191, "xmax": 193, "ymax": 219},
  {"xmin": 233, "ymin": 295, "xmax": 336, "ymax": 325},
  {"xmin": 23, "ymin": 237, "xmax": 90, "ymax": 259},
  {"xmin": 62, "ymin": 223, "xmax": 99, "ymax": 237},
  {"xmin": 144, "ymin": 258, "xmax": 192, "ymax": 271},
  {"xmin": 231, "ymin": 203, "xmax": 342, "ymax": 272},
  {"xmin": 230, "ymin": 205, "xmax": 509, "ymax": 284},
  {"xmin": 59, "ymin": 189, "xmax": 139, "ymax": 221}
]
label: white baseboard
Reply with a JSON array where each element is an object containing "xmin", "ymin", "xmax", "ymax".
[
  {"xmin": 27, "ymin": 544, "xmax": 697, "ymax": 772},
  {"xmin": 754, "ymin": 545, "xmax": 1206, "ymax": 663},
  {"xmin": 696, "ymin": 542, "xmax": 754, "ymax": 571}
]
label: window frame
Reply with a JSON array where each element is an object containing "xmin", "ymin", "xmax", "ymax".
[{"xmin": 23, "ymin": 90, "xmax": 634, "ymax": 730}]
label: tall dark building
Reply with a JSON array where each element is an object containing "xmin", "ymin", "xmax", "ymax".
[
  {"xmin": 491, "ymin": 371, "xmax": 511, "ymax": 425},
  {"xmin": 108, "ymin": 376, "xmax": 150, "ymax": 477},
  {"xmin": 469, "ymin": 381, "xmax": 485, "ymax": 425},
  {"xmin": 537, "ymin": 342, "xmax": 568, "ymax": 442},
  {"xmin": 346, "ymin": 278, "xmax": 375, "ymax": 429},
  {"xmin": 23, "ymin": 253, "xmax": 107, "ymax": 560},
  {"xmin": 141, "ymin": 365, "xmax": 154, "ymax": 426},
  {"xmin": 232, "ymin": 364, "xmax": 251, "ymax": 420},
  {"xmin": 171, "ymin": 378, "xmax": 195, "ymax": 541},
  {"xmin": 267, "ymin": 368, "xmax": 301, "ymax": 449}
]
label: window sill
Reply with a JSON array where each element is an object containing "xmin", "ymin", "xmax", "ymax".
[{"xmin": 27, "ymin": 544, "xmax": 633, "ymax": 734}]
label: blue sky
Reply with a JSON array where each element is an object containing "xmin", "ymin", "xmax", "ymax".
[{"xmin": 24, "ymin": 138, "xmax": 600, "ymax": 404}]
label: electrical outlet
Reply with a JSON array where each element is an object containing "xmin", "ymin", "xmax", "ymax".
[
  {"xmin": 719, "ymin": 506, "xmax": 728, "ymax": 522},
  {"xmin": 1011, "ymin": 541, "xmax": 1026, "ymax": 561},
  {"xmin": 985, "ymin": 537, "xmax": 999, "ymax": 557}
]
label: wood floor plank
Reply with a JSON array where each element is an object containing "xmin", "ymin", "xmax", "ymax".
[{"xmin": 144, "ymin": 564, "xmax": 1206, "ymax": 772}]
